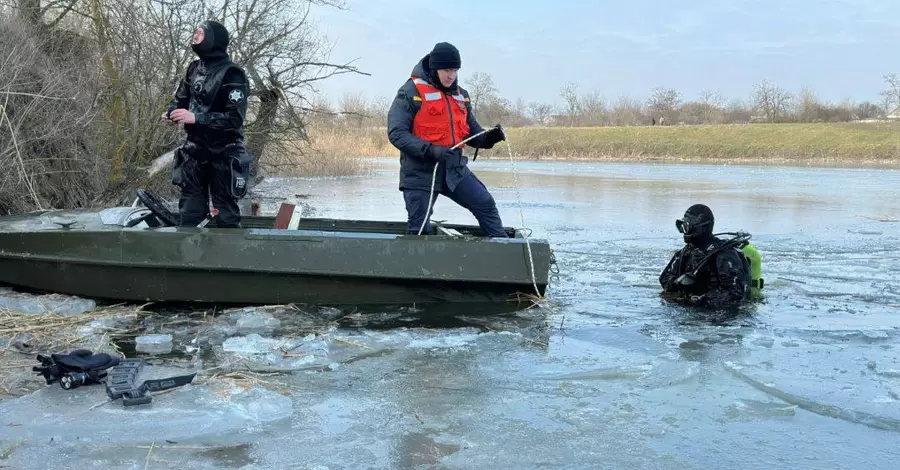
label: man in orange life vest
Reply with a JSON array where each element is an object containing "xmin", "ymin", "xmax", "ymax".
[{"xmin": 387, "ymin": 42, "xmax": 508, "ymax": 237}]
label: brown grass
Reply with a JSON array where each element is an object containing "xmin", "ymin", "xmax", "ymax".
[
  {"xmin": 307, "ymin": 125, "xmax": 397, "ymax": 157},
  {"xmin": 308, "ymin": 122, "xmax": 900, "ymax": 169},
  {"xmin": 256, "ymin": 127, "xmax": 386, "ymax": 177}
]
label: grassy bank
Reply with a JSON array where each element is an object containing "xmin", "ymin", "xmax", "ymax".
[
  {"xmin": 308, "ymin": 122, "xmax": 900, "ymax": 168},
  {"xmin": 306, "ymin": 126, "xmax": 396, "ymax": 165}
]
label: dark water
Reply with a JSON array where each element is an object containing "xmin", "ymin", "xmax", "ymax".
[{"xmin": 3, "ymin": 160, "xmax": 900, "ymax": 469}]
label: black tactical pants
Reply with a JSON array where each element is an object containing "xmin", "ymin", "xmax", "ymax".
[{"xmin": 172, "ymin": 141, "xmax": 252, "ymax": 228}]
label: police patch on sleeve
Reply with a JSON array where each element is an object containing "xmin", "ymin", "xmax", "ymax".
[{"xmin": 228, "ymin": 89, "xmax": 244, "ymax": 103}]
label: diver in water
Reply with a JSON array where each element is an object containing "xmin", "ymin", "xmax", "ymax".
[{"xmin": 659, "ymin": 204, "xmax": 763, "ymax": 309}]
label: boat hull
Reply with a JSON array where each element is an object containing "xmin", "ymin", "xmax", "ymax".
[
  {"xmin": 0, "ymin": 257, "xmax": 539, "ymax": 305},
  {"xmin": 0, "ymin": 208, "xmax": 552, "ymax": 306}
]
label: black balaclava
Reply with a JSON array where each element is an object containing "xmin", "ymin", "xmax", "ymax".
[
  {"xmin": 677, "ymin": 203, "xmax": 715, "ymax": 246},
  {"xmin": 191, "ymin": 20, "xmax": 230, "ymax": 64},
  {"xmin": 426, "ymin": 42, "xmax": 461, "ymax": 91}
]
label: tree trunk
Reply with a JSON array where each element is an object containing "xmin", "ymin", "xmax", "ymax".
[
  {"xmin": 89, "ymin": 0, "xmax": 128, "ymax": 185},
  {"xmin": 237, "ymin": 87, "xmax": 280, "ymax": 217},
  {"xmin": 245, "ymin": 87, "xmax": 280, "ymax": 182},
  {"xmin": 17, "ymin": 0, "xmax": 42, "ymax": 26}
]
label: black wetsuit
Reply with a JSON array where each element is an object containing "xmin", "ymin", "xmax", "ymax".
[{"xmin": 167, "ymin": 20, "xmax": 252, "ymax": 228}]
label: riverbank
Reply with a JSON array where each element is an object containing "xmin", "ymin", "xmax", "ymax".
[{"xmin": 308, "ymin": 122, "xmax": 900, "ymax": 169}]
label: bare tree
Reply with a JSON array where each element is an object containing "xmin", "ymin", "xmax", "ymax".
[
  {"xmin": 527, "ymin": 102, "xmax": 555, "ymax": 126},
  {"xmin": 465, "ymin": 71, "xmax": 498, "ymax": 114},
  {"xmin": 698, "ymin": 89, "xmax": 725, "ymax": 124},
  {"xmin": 753, "ymin": 79, "xmax": 792, "ymax": 122},
  {"xmin": 795, "ymin": 86, "xmax": 820, "ymax": 122},
  {"xmin": 608, "ymin": 96, "xmax": 644, "ymax": 126},
  {"xmin": 646, "ymin": 87, "xmax": 681, "ymax": 124},
  {"xmin": 506, "ymin": 97, "xmax": 531, "ymax": 126},
  {"xmin": 216, "ymin": 0, "xmax": 369, "ymax": 177},
  {"xmin": 578, "ymin": 90, "xmax": 606, "ymax": 126},
  {"xmin": 478, "ymin": 96, "xmax": 511, "ymax": 127},
  {"xmin": 338, "ymin": 91, "xmax": 368, "ymax": 127},
  {"xmin": 368, "ymin": 94, "xmax": 390, "ymax": 126},
  {"xmin": 15, "ymin": 0, "xmax": 41, "ymax": 25},
  {"xmin": 820, "ymin": 98, "xmax": 855, "ymax": 122},
  {"xmin": 559, "ymin": 81, "xmax": 579, "ymax": 126},
  {"xmin": 0, "ymin": 0, "xmax": 370, "ymax": 212},
  {"xmin": 880, "ymin": 94, "xmax": 894, "ymax": 119},
  {"xmin": 880, "ymin": 73, "xmax": 900, "ymax": 118},
  {"xmin": 678, "ymin": 102, "xmax": 707, "ymax": 125},
  {"xmin": 856, "ymin": 101, "xmax": 881, "ymax": 120},
  {"xmin": 723, "ymin": 98, "xmax": 752, "ymax": 124}
]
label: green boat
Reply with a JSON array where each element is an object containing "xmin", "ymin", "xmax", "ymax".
[{"xmin": 0, "ymin": 190, "xmax": 553, "ymax": 307}]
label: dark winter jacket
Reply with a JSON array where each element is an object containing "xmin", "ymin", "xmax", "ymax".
[{"xmin": 386, "ymin": 55, "xmax": 493, "ymax": 192}]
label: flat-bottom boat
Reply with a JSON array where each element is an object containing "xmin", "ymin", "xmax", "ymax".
[{"xmin": 0, "ymin": 190, "xmax": 553, "ymax": 307}]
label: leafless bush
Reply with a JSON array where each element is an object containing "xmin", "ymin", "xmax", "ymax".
[
  {"xmin": 91, "ymin": 0, "xmax": 201, "ymax": 173},
  {"xmin": 880, "ymin": 73, "xmax": 900, "ymax": 116},
  {"xmin": 607, "ymin": 96, "xmax": 645, "ymax": 126},
  {"xmin": 0, "ymin": 15, "xmax": 103, "ymax": 214},
  {"xmin": 0, "ymin": 0, "xmax": 368, "ymax": 212}
]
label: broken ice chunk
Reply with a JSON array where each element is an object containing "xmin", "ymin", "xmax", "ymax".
[
  {"xmin": 0, "ymin": 293, "xmax": 96, "ymax": 316},
  {"xmin": 235, "ymin": 311, "xmax": 281, "ymax": 334},
  {"xmin": 135, "ymin": 334, "xmax": 174, "ymax": 354},
  {"xmin": 220, "ymin": 333, "xmax": 330, "ymax": 372}
]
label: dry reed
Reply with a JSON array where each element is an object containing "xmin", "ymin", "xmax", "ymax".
[{"xmin": 308, "ymin": 122, "xmax": 900, "ymax": 169}]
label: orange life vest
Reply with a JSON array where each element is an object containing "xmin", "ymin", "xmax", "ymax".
[{"xmin": 410, "ymin": 76, "xmax": 470, "ymax": 147}]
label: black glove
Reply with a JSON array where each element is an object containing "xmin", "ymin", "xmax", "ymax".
[
  {"xmin": 484, "ymin": 124, "xmax": 506, "ymax": 146},
  {"xmin": 33, "ymin": 349, "xmax": 120, "ymax": 388},
  {"xmin": 426, "ymin": 144, "xmax": 460, "ymax": 164}
]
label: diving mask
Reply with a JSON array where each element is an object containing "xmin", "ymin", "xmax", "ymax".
[{"xmin": 675, "ymin": 216, "xmax": 711, "ymax": 235}]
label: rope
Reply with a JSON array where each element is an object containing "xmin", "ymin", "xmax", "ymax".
[
  {"xmin": 417, "ymin": 128, "xmax": 493, "ymax": 236},
  {"xmin": 501, "ymin": 135, "xmax": 542, "ymax": 298},
  {"xmin": 417, "ymin": 127, "xmax": 544, "ymax": 299}
]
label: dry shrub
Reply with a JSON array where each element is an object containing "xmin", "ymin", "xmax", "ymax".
[
  {"xmin": 257, "ymin": 137, "xmax": 373, "ymax": 178},
  {"xmin": 86, "ymin": 0, "xmax": 198, "ymax": 184},
  {"xmin": 0, "ymin": 16, "xmax": 105, "ymax": 214},
  {"xmin": 307, "ymin": 125, "xmax": 396, "ymax": 159},
  {"xmin": 0, "ymin": 0, "xmax": 367, "ymax": 214}
]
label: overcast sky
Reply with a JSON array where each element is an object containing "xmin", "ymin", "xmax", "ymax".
[{"xmin": 310, "ymin": 0, "xmax": 900, "ymax": 106}]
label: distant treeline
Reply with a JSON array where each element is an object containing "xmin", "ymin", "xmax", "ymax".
[{"xmin": 310, "ymin": 73, "xmax": 900, "ymax": 129}]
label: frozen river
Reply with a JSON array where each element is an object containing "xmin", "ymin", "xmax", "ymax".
[{"xmin": 2, "ymin": 159, "xmax": 899, "ymax": 469}]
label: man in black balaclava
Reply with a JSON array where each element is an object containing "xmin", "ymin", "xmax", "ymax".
[
  {"xmin": 659, "ymin": 204, "xmax": 751, "ymax": 309},
  {"xmin": 162, "ymin": 20, "xmax": 252, "ymax": 228},
  {"xmin": 386, "ymin": 42, "xmax": 508, "ymax": 236}
]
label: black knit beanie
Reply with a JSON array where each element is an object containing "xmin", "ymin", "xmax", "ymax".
[{"xmin": 428, "ymin": 42, "xmax": 461, "ymax": 70}]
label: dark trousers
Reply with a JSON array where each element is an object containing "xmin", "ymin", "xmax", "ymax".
[
  {"xmin": 173, "ymin": 143, "xmax": 249, "ymax": 228},
  {"xmin": 403, "ymin": 172, "xmax": 507, "ymax": 237}
]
